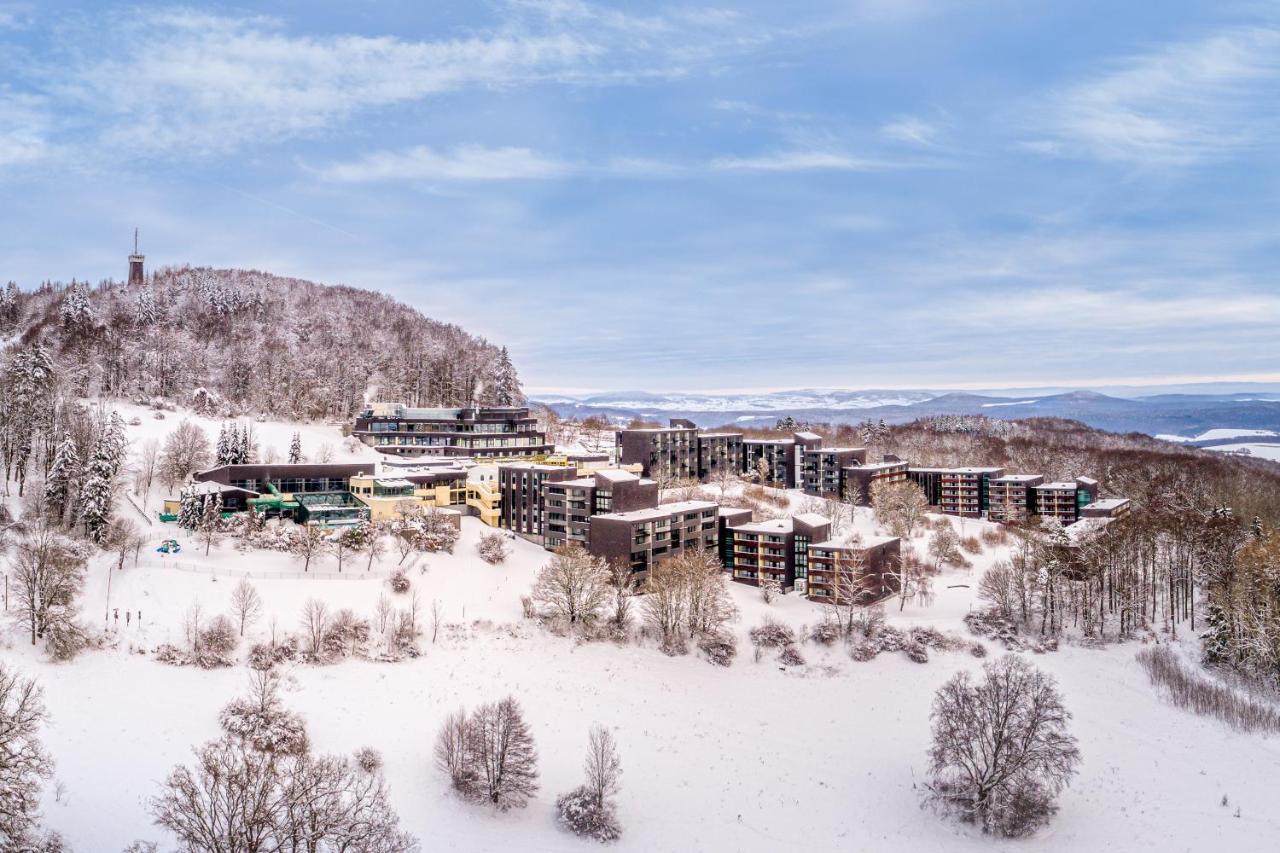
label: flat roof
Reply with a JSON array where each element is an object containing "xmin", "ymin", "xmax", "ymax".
[
  {"xmin": 1076, "ymin": 476, "xmax": 1099, "ymax": 485},
  {"xmin": 592, "ymin": 500, "xmax": 715, "ymax": 523},
  {"xmin": 1088, "ymin": 498, "xmax": 1130, "ymax": 509},
  {"xmin": 732, "ymin": 513, "xmax": 829, "ymax": 534},
  {"xmin": 594, "ymin": 469, "xmax": 640, "ymax": 483},
  {"xmin": 994, "ymin": 474, "xmax": 1043, "ymax": 482},
  {"xmin": 743, "ymin": 438, "xmax": 794, "ymax": 446},
  {"xmin": 844, "ymin": 461, "xmax": 906, "ymax": 472},
  {"xmin": 373, "ymin": 478, "xmax": 414, "ymax": 488},
  {"xmin": 811, "ymin": 535, "xmax": 899, "ymax": 550},
  {"xmin": 809, "ymin": 446, "xmax": 865, "ymax": 454},
  {"xmin": 1040, "ymin": 482, "xmax": 1077, "ymax": 490},
  {"xmin": 698, "ymin": 432, "xmax": 743, "ymax": 438}
]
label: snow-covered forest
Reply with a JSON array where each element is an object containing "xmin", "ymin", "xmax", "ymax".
[{"xmin": 0, "ymin": 267, "xmax": 522, "ymax": 419}]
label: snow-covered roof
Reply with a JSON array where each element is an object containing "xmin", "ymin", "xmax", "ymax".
[
  {"xmin": 1076, "ymin": 476, "xmax": 1099, "ymax": 485},
  {"xmin": 697, "ymin": 432, "xmax": 742, "ymax": 438},
  {"xmin": 1087, "ymin": 498, "xmax": 1130, "ymax": 510},
  {"xmin": 811, "ymin": 535, "xmax": 898, "ymax": 550},
  {"xmin": 811, "ymin": 446, "xmax": 864, "ymax": 454},
  {"xmin": 1039, "ymin": 481, "xmax": 1077, "ymax": 490},
  {"xmin": 793, "ymin": 512, "xmax": 831, "ymax": 526},
  {"xmin": 994, "ymin": 473, "xmax": 1043, "ymax": 483},
  {"xmin": 794, "ymin": 431, "xmax": 823, "ymax": 441},
  {"xmin": 594, "ymin": 469, "xmax": 639, "ymax": 483},
  {"xmin": 593, "ymin": 500, "xmax": 715, "ymax": 523},
  {"xmin": 844, "ymin": 461, "xmax": 906, "ymax": 472},
  {"xmin": 187, "ymin": 481, "xmax": 258, "ymax": 496},
  {"xmin": 744, "ymin": 437, "xmax": 795, "ymax": 446},
  {"xmin": 660, "ymin": 500, "xmax": 718, "ymax": 513},
  {"xmin": 373, "ymin": 478, "xmax": 413, "ymax": 488}
]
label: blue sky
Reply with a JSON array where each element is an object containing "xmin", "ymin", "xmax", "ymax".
[{"xmin": 2, "ymin": 1, "xmax": 1278, "ymax": 394}]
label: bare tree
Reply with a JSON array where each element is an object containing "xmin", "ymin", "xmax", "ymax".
[
  {"xmin": 229, "ymin": 578, "xmax": 263, "ymax": 638},
  {"xmin": 606, "ymin": 560, "xmax": 633, "ymax": 630},
  {"xmin": 0, "ymin": 664, "xmax": 54, "ymax": 849},
  {"xmin": 469, "ymin": 697, "xmax": 539, "ymax": 810},
  {"xmin": 434, "ymin": 708, "xmax": 474, "ymax": 794},
  {"xmin": 158, "ymin": 420, "xmax": 212, "ymax": 491},
  {"xmin": 315, "ymin": 442, "xmax": 335, "ymax": 463},
  {"xmin": 925, "ymin": 655, "xmax": 1081, "ymax": 838},
  {"xmin": 291, "ymin": 524, "xmax": 330, "ymax": 572},
  {"xmin": 365, "ymin": 527, "xmax": 387, "ymax": 572},
  {"xmin": 929, "ymin": 525, "xmax": 962, "ymax": 570},
  {"xmin": 531, "ymin": 545, "xmax": 610, "ymax": 626},
  {"xmin": 134, "ymin": 437, "xmax": 160, "ymax": 506},
  {"xmin": 9, "ymin": 524, "xmax": 87, "ymax": 648},
  {"xmin": 557, "ymin": 724, "xmax": 623, "ymax": 841},
  {"xmin": 299, "ymin": 598, "xmax": 332, "ymax": 659},
  {"xmin": 431, "ymin": 599, "xmax": 443, "ymax": 644},
  {"xmin": 374, "ymin": 594, "xmax": 395, "ymax": 635},
  {"xmin": 642, "ymin": 549, "xmax": 737, "ymax": 653},
  {"xmin": 871, "ymin": 479, "xmax": 929, "ymax": 538}
]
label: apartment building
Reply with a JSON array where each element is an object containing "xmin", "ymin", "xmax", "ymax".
[
  {"xmin": 697, "ymin": 432, "xmax": 746, "ymax": 480},
  {"xmin": 615, "ymin": 419, "xmax": 699, "ymax": 482},
  {"xmin": 1080, "ymin": 497, "xmax": 1131, "ymax": 520},
  {"xmin": 843, "ymin": 458, "xmax": 910, "ymax": 504},
  {"xmin": 542, "ymin": 470, "xmax": 659, "ymax": 550},
  {"xmin": 806, "ymin": 536, "xmax": 902, "ymax": 605},
  {"xmin": 352, "ymin": 404, "xmax": 552, "ymax": 459},
  {"xmin": 742, "ymin": 432, "xmax": 824, "ymax": 488},
  {"xmin": 1035, "ymin": 476, "xmax": 1099, "ymax": 523},
  {"xmin": 906, "ymin": 467, "xmax": 948, "ymax": 506},
  {"xmin": 725, "ymin": 513, "xmax": 831, "ymax": 592},
  {"xmin": 497, "ymin": 463, "xmax": 579, "ymax": 537},
  {"xmin": 937, "ymin": 467, "xmax": 1005, "ymax": 518},
  {"xmin": 987, "ymin": 474, "xmax": 1045, "ymax": 523},
  {"xmin": 716, "ymin": 506, "xmax": 754, "ymax": 575},
  {"xmin": 800, "ymin": 446, "xmax": 867, "ymax": 497},
  {"xmin": 587, "ymin": 500, "xmax": 720, "ymax": 575}
]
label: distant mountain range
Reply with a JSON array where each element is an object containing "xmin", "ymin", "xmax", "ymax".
[{"xmin": 532, "ymin": 386, "xmax": 1280, "ymax": 438}]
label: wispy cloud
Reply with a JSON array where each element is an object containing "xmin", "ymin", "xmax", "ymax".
[
  {"xmin": 711, "ymin": 150, "xmax": 897, "ymax": 172},
  {"xmin": 0, "ymin": 90, "xmax": 49, "ymax": 167},
  {"xmin": 1028, "ymin": 26, "xmax": 1280, "ymax": 165},
  {"xmin": 320, "ymin": 144, "xmax": 573, "ymax": 182},
  {"xmin": 880, "ymin": 115, "xmax": 940, "ymax": 146}
]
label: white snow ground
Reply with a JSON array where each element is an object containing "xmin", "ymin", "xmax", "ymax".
[
  {"xmin": 1206, "ymin": 442, "xmax": 1280, "ymax": 461},
  {"xmin": 1156, "ymin": 428, "xmax": 1279, "ymax": 443},
  {"xmin": 4, "ymin": 406, "xmax": 1279, "ymax": 852}
]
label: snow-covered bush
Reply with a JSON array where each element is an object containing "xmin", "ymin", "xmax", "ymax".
[
  {"xmin": 906, "ymin": 642, "xmax": 929, "ymax": 664},
  {"xmin": 779, "ymin": 644, "xmax": 805, "ymax": 667},
  {"xmin": 557, "ymin": 786, "xmax": 622, "ymax": 842},
  {"xmin": 44, "ymin": 620, "xmax": 90, "ymax": 662},
  {"xmin": 323, "ymin": 609, "xmax": 371, "ymax": 660},
  {"xmin": 697, "ymin": 631, "xmax": 737, "ymax": 667},
  {"xmin": 808, "ymin": 619, "xmax": 841, "ymax": 646},
  {"xmin": 355, "ymin": 747, "xmax": 383, "ymax": 774},
  {"xmin": 759, "ymin": 577, "xmax": 781, "ymax": 604},
  {"xmin": 247, "ymin": 638, "xmax": 298, "ymax": 671},
  {"xmin": 476, "ymin": 531, "xmax": 511, "ymax": 565},
  {"xmin": 749, "ymin": 618, "xmax": 795, "ymax": 648},
  {"xmin": 849, "ymin": 639, "xmax": 878, "ymax": 662},
  {"xmin": 219, "ymin": 674, "xmax": 310, "ymax": 757},
  {"xmin": 390, "ymin": 571, "xmax": 411, "ymax": 594}
]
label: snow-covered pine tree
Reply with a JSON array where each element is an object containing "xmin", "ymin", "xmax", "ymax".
[
  {"xmin": 178, "ymin": 485, "xmax": 202, "ymax": 530},
  {"xmin": 215, "ymin": 423, "xmax": 233, "ymax": 467},
  {"xmin": 288, "ymin": 432, "xmax": 302, "ymax": 464},
  {"xmin": 58, "ymin": 282, "xmax": 95, "ymax": 333},
  {"xmin": 133, "ymin": 285, "xmax": 160, "ymax": 327},
  {"xmin": 488, "ymin": 347, "xmax": 523, "ymax": 406},
  {"xmin": 236, "ymin": 423, "xmax": 251, "ymax": 464},
  {"xmin": 44, "ymin": 432, "xmax": 80, "ymax": 524},
  {"xmin": 77, "ymin": 441, "xmax": 118, "ymax": 543}
]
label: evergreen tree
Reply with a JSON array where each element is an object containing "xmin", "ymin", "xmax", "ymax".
[
  {"xmin": 215, "ymin": 423, "xmax": 233, "ymax": 467},
  {"xmin": 78, "ymin": 444, "xmax": 117, "ymax": 543},
  {"xmin": 58, "ymin": 282, "xmax": 95, "ymax": 333},
  {"xmin": 288, "ymin": 432, "xmax": 302, "ymax": 464},
  {"xmin": 489, "ymin": 347, "xmax": 522, "ymax": 406},
  {"xmin": 236, "ymin": 423, "xmax": 250, "ymax": 464},
  {"xmin": 44, "ymin": 432, "xmax": 80, "ymax": 524},
  {"xmin": 178, "ymin": 485, "xmax": 203, "ymax": 530}
]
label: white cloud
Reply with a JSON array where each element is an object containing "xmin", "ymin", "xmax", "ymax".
[
  {"xmin": 0, "ymin": 90, "xmax": 49, "ymax": 167},
  {"xmin": 320, "ymin": 144, "xmax": 572, "ymax": 182},
  {"xmin": 880, "ymin": 115, "xmax": 938, "ymax": 146},
  {"xmin": 711, "ymin": 150, "xmax": 895, "ymax": 172},
  {"xmin": 1033, "ymin": 26, "xmax": 1280, "ymax": 165}
]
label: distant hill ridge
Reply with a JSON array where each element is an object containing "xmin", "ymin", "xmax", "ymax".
[{"xmin": 535, "ymin": 387, "xmax": 1280, "ymax": 437}]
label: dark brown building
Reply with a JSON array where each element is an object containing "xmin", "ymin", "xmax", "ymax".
[
  {"xmin": 716, "ymin": 506, "xmax": 754, "ymax": 575},
  {"xmin": 1035, "ymin": 476, "xmax": 1099, "ymax": 524},
  {"xmin": 800, "ymin": 446, "xmax": 867, "ymax": 497},
  {"xmin": 352, "ymin": 404, "xmax": 552, "ymax": 459},
  {"xmin": 697, "ymin": 432, "xmax": 745, "ymax": 480},
  {"xmin": 742, "ymin": 432, "xmax": 823, "ymax": 488},
  {"xmin": 587, "ymin": 500, "xmax": 719, "ymax": 575},
  {"xmin": 615, "ymin": 420, "xmax": 699, "ymax": 482},
  {"xmin": 939, "ymin": 467, "xmax": 1005, "ymax": 518},
  {"xmin": 542, "ymin": 470, "xmax": 659, "ymax": 550},
  {"xmin": 725, "ymin": 513, "xmax": 831, "ymax": 592},
  {"xmin": 497, "ymin": 463, "xmax": 579, "ymax": 537},
  {"xmin": 988, "ymin": 474, "xmax": 1045, "ymax": 523},
  {"xmin": 806, "ymin": 536, "xmax": 901, "ymax": 605}
]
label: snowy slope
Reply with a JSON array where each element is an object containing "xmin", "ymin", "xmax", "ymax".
[{"xmin": 8, "ymin": 509, "xmax": 1279, "ymax": 852}]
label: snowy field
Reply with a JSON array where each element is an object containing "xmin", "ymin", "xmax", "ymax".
[
  {"xmin": 4, "ymin": 405, "xmax": 1279, "ymax": 851},
  {"xmin": 1206, "ymin": 442, "xmax": 1280, "ymax": 462},
  {"xmin": 1156, "ymin": 428, "xmax": 1279, "ymax": 443},
  {"xmin": 6, "ymin": 517, "xmax": 1279, "ymax": 851}
]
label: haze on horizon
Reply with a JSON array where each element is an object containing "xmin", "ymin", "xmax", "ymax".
[{"xmin": 2, "ymin": 1, "xmax": 1278, "ymax": 393}]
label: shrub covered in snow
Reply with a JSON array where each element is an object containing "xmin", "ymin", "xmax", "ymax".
[
  {"xmin": 748, "ymin": 618, "xmax": 795, "ymax": 649},
  {"xmin": 779, "ymin": 644, "xmax": 805, "ymax": 667},
  {"xmin": 557, "ymin": 785, "xmax": 622, "ymax": 842},
  {"xmin": 808, "ymin": 620, "xmax": 841, "ymax": 646},
  {"xmin": 390, "ymin": 571, "xmax": 411, "ymax": 594},
  {"xmin": 697, "ymin": 631, "xmax": 738, "ymax": 667},
  {"xmin": 476, "ymin": 531, "xmax": 511, "ymax": 565},
  {"xmin": 219, "ymin": 673, "xmax": 310, "ymax": 757}
]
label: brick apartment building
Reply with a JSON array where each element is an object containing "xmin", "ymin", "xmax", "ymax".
[
  {"xmin": 542, "ymin": 470, "xmax": 659, "ymax": 550},
  {"xmin": 614, "ymin": 419, "xmax": 699, "ymax": 482},
  {"xmin": 725, "ymin": 513, "xmax": 830, "ymax": 592},
  {"xmin": 987, "ymin": 474, "xmax": 1045, "ymax": 523},
  {"xmin": 939, "ymin": 467, "xmax": 1005, "ymax": 518},
  {"xmin": 717, "ymin": 506, "xmax": 754, "ymax": 574},
  {"xmin": 497, "ymin": 463, "xmax": 579, "ymax": 537},
  {"xmin": 742, "ymin": 432, "xmax": 824, "ymax": 488},
  {"xmin": 806, "ymin": 536, "xmax": 902, "ymax": 605},
  {"xmin": 697, "ymin": 431, "xmax": 746, "ymax": 480},
  {"xmin": 587, "ymin": 500, "xmax": 720, "ymax": 575},
  {"xmin": 1035, "ymin": 476, "xmax": 1100, "ymax": 524},
  {"xmin": 352, "ymin": 403, "xmax": 553, "ymax": 459},
  {"xmin": 800, "ymin": 446, "xmax": 868, "ymax": 497}
]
